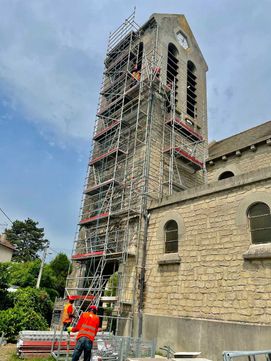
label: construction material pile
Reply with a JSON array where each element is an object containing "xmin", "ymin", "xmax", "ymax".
[
  {"xmin": 16, "ymin": 330, "xmax": 76, "ymax": 358},
  {"xmin": 16, "ymin": 330, "xmax": 156, "ymax": 360}
]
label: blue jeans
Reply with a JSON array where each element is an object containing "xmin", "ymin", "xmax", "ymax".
[{"xmin": 72, "ymin": 337, "xmax": 93, "ymax": 361}]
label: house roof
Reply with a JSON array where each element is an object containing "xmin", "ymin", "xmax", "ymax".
[
  {"xmin": 0, "ymin": 234, "xmax": 15, "ymax": 251},
  {"xmin": 208, "ymin": 121, "xmax": 271, "ymax": 160}
]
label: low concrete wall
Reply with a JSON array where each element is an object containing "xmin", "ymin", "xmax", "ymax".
[{"xmin": 141, "ymin": 314, "xmax": 271, "ymax": 361}]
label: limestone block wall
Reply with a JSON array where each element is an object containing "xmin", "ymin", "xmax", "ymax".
[
  {"xmin": 207, "ymin": 143, "xmax": 271, "ymax": 183},
  {"xmin": 155, "ymin": 14, "xmax": 208, "ymax": 138},
  {"xmin": 144, "ymin": 169, "xmax": 271, "ymax": 324}
]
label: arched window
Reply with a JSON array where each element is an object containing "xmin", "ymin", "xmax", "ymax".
[
  {"xmin": 164, "ymin": 220, "xmax": 178, "ymax": 253},
  {"xmin": 218, "ymin": 171, "xmax": 234, "ymax": 180},
  {"xmin": 187, "ymin": 60, "xmax": 197, "ymax": 118},
  {"xmin": 247, "ymin": 202, "xmax": 271, "ymax": 244}
]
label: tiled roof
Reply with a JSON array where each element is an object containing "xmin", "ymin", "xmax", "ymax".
[{"xmin": 208, "ymin": 121, "xmax": 271, "ymax": 160}]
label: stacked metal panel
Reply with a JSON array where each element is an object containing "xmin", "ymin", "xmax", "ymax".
[{"xmin": 16, "ymin": 330, "xmax": 76, "ymax": 358}]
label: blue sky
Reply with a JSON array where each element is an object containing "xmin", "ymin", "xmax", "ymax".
[{"xmin": 0, "ymin": 0, "xmax": 271, "ymax": 257}]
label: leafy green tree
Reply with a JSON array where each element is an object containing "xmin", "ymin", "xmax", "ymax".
[
  {"xmin": 49, "ymin": 253, "xmax": 71, "ymax": 296},
  {"xmin": 105, "ymin": 272, "xmax": 118, "ymax": 297},
  {"xmin": 5, "ymin": 218, "xmax": 48, "ymax": 262},
  {"xmin": 0, "ymin": 287, "xmax": 52, "ymax": 342},
  {"xmin": 3, "ymin": 253, "xmax": 70, "ymax": 299},
  {"xmin": 0, "ymin": 263, "xmax": 9, "ymax": 290},
  {"xmin": 7, "ymin": 260, "xmax": 40, "ymax": 287},
  {"xmin": 13, "ymin": 287, "xmax": 53, "ymax": 324},
  {"xmin": 0, "ymin": 306, "xmax": 48, "ymax": 342},
  {"xmin": 0, "ymin": 264, "xmax": 13, "ymax": 310}
]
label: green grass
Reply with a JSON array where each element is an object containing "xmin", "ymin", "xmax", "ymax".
[{"xmin": 9, "ymin": 354, "xmax": 54, "ymax": 361}]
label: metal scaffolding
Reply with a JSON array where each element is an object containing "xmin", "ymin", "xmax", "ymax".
[{"xmin": 64, "ymin": 10, "xmax": 206, "ymax": 336}]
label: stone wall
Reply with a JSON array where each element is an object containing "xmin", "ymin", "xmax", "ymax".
[{"xmin": 145, "ymin": 168, "xmax": 271, "ymax": 324}]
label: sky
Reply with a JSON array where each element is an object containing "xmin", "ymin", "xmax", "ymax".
[{"xmin": 0, "ymin": 0, "xmax": 270, "ymax": 258}]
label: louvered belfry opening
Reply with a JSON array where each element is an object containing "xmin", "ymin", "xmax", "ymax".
[{"xmin": 187, "ymin": 60, "xmax": 197, "ymax": 118}]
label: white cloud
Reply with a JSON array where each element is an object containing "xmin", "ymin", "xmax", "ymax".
[
  {"xmin": 1, "ymin": 0, "xmax": 271, "ymax": 147},
  {"xmin": 0, "ymin": 0, "xmax": 107, "ymax": 144}
]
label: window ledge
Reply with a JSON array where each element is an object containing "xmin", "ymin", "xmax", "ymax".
[
  {"xmin": 243, "ymin": 243, "xmax": 271, "ymax": 260},
  {"xmin": 158, "ymin": 253, "xmax": 181, "ymax": 265}
]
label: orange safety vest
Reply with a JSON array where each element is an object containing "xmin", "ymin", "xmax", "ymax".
[
  {"xmin": 132, "ymin": 71, "xmax": 141, "ymax": 81},
  {"xmin": 62, "ymin": 303, "xmax": 73, "ymax": 324},
  {"xmin": 72, "ymin": 312, "xmax": 100, "ymax": 342}
]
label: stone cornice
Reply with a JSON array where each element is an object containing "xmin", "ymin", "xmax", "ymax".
[
  {"xmin": 207, "ymin": 136, "xmax": 271, "ymax": 162},
  {"xmin": 149, "ymin": 167, "xmax": 271, "ymax": 210}
]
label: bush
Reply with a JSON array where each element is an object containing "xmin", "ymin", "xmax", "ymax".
[
  {"xmin": 0, "ymin": 287, "xmax": 53, "ymax": 341},
  {"xmin": 12, "ymin": 287, "xmax": 53, "ymax": 324},
  {"xmin": 0, "ymin": 306, "xmax": 48, "ymax": 342},
  {"xmin": 7, "ymin": 260, "xmax": 40, "ymax": 288}
]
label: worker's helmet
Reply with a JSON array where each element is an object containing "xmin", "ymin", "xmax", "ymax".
[{"xmin": 89, "ymin": 305, "xmax": 98, "ymax": 312}]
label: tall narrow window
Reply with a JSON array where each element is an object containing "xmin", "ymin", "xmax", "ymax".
[
  {"xmin": 137, "ymin": 42, "xmax": 144, "ymax": 71},
  {"xmin": 165, "ymin": 220, "xmax": 178, "ymax": 253},
  {"xmin": 187, "ymin": 61, "xmax": 197, "ymax": 118},
  {"xmin": 248, "ymin": 202, "xmax": 271, "ymax": 244},
  {"xmin": 166, "ymin": 43, "xmax": 179, "ymax": 110}
]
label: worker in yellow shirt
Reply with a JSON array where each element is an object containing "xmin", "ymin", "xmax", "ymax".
[{"xmin": 62, "ymin": 298, "xmax": 75, "ymax": 331}]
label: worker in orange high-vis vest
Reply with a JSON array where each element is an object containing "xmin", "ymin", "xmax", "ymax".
[
  {"xmin": 62, "ymin": 298, "xmax": 75, "ymax": 331},
  {"xmin": 67, "ymin": 305, "xmax": 100, "ymax": 361}
]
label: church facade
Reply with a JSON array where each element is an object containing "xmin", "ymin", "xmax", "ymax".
[
  {"xmin": 67, "ymin": 12, "xmax": 271, "ymax": 361},
  {"xmin": 142, "ymin": 121, "xmax": 271, "ymax": 360}
]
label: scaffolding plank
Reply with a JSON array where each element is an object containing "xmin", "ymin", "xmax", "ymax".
[
  {"xmin": 111, "ymin": 208, "xmax": 139, "ymax": 217},
  {"xmin": 164, "ymin": 147, "xmax": 203, "ymax": 171},
  {"xmin": 84, "ymin": 178, "xmax": 118, "ymax": 195},
  {"xmin": 79, "ymin": 213, "xmax": 109, "ymax": 225},
  {"xmin": 89, "ymin": 148, "xmax": 127, "ymax": 166},
  {"xmin": 68, "ymin": 295, "xmax": 95, "ymax": 301},
  {"xmin": 105, "ymin": 47, "xmax": 136, "ymax": 73},
  {"xmin": 166, "ymin": 117, "xmax": 203, "ymax": 142},
  {"xmin": 107, "ymin": 30, "xmax": 137, "ymax": 58},
  {"xmin": 93, "ymin": 121, "xmax": 120, "ymax": 142},
  {"xmin": 102, "ymin": 72, "xmax": 126, "ymax": 95},
  {"xmin": 71, "ymin": 251, "xmax": 104, "ymax": 260},
  {"xmin": 20, "ymin": 341, "xmax": 76, "ymax": 347},
  {"xmin": 98, "ymin": 82, "xmax": 139, "ymax": 117}
]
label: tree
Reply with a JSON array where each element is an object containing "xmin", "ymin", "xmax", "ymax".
[
  {"xmin": 12, "ymin": 287, "xmax": 53, "ymax": 324},
  {"xmin": 0, "ymin": 306, "xmax": 48, "ymax": 342},
  {"xmin": 49, "ymin": 253, "xmax": 71, "ymax": 296},
  {"xmin": 3, "ymin": 253, "xmax": 70, "ymax": 300},
  {"xmin": 105, "ymin": 272, "xmax": 118, "ymax": 297},
  {"xmin": 0, "ymin": 264, "xmax": 13, "ymax": 310},
  {"xmin": 0, "ymin": 287, "xmax": 52, "ymax": 342},
  {"xmin": 5, "ymin": 218, "xmax": 48, "ymax": 262}
]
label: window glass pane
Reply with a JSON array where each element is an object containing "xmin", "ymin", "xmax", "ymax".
[
  {"xmin": 248, "ymin": 202, "xmax": 271, "ymax": 244},
  {"xmin": 165, "ymin": 220, "xmax": 178, "ymax": 253},
  {"xmin": 165, "ymin": 240, "xmax": 178, "ymax": 253},
  {"xmin": 249, "ymin": 203, "xmax": 270, "ymax": 217},
  {"xmin": 165, "ymin": 229, "xmax": 178, "ymax": 241},
  {"xmin": 250, "ymin": 214, "xmax": 271, "ymax": 231},
  {"xmin": 252, "ymin": 229, "xmax": 271, "ymax": 244},
  {"xmin": 166, "ymin": 220, "xmax": 178, "ymax": 231}
]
